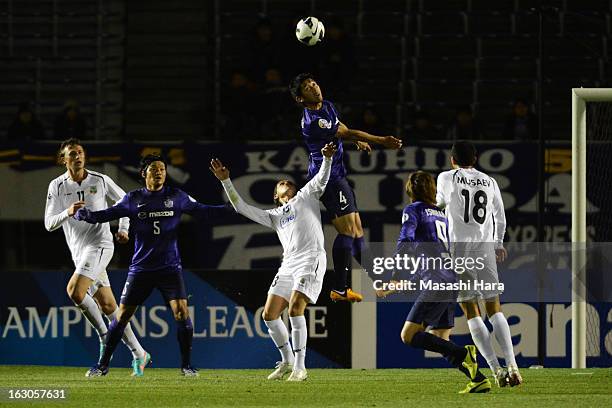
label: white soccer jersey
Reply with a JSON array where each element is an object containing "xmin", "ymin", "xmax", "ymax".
[
  {"xmin": 221, "ymin": 157, "xmax": 331, "ymax": 272},
  {"xmin": 436, "ymin": 167, "xmax": 506, "ymax": 245},
  {"xmin": 44, "ymin": 170, "xmax": 129, "ymax": 262}
]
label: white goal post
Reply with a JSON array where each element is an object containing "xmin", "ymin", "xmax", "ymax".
[{"xmin": 571, "ymin": 88, "xmax": 612, "ymax": 368}]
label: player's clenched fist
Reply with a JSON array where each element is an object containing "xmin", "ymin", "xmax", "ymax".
[
  {"xmin": 210, "ymin": 158, "xmax": 230, "ymax": 181},
  {"xmin": 321, "ymin": 142, "xmax": 337, "ymax": 158},
  {"xmin": 67, "ymin": 200, "xmax": 86, "ymax": 217}
]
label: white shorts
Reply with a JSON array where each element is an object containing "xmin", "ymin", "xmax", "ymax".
[
  {"xmin": 74, "ymin": 246, "xmax": 113, "ymax": 295},
  {"xmin": 456, "ymin": 248, "xmax": 503, "ymax": 303},
  {"xmin": 268, "ymin": 253, "xmax": 326, "ymax": 304}
]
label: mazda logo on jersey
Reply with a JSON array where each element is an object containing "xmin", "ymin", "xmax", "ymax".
[
  {"xmin": 138, "ymin": 212, "xmax": 147, "ymax": 219},
  {"xmin": 164, "ymin": 199, "xmax": 173, "ymax": 208}
]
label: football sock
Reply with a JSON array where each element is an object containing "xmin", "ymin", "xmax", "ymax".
[
  {"xmin": 467, "ymin": 316, "xmax": 501, "ymax": 372},
  {"xmin": 352, "ymin": 236, "xmax": 376, "ymax": 280},
  {"xmin": 77, "ymin": 294, "xmax": 107, "ymax": 339},
  {"xmin": 489, "ymin": 312, "xmax": 518, "ymax": 368},
  {"xmin": 176, "ymin": 317, "xmax": 194, "ymax": 368},
  {"xmin": 332, "ymin": 234, "xmax": 354, "ymax": 292},
  {"xmin": 264, "ymin": 318, "xmax": 294, "ymax": 364},
  {"xmin": 100, "ymin": 318, "xmax": 128, "ymax": 367},
  {"xmin": 410, "ymin": 331, "xmax": 486, "ymax": 382},
  {"xmin": 106, "ymin": 308, "xmax": 145, "ymax": 360},
  {"xmin": 289, "ymin": 315, "xmax": 307, "ymax": 371}
]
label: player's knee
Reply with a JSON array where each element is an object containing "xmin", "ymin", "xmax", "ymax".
[
  {"xmin": 99, "ymin": 302, "xmax": 116, "ymax": 315},
  {"xmin": 173, "ymin": 308, "xmax": 189, "ymax": 321},
  {"xmin": 262, "ymin": 309, "xmax": 279, "ymax": 321},
  {"xmin": 288, "ymin": 304, "xmax": 305, "ymax": 317},
  {"xmin": 400, "ymin": 330, "xmax": 413, "ymax": 345},
  {"xmin": 67, "ymin": 287, "xmax": 85, "ymax": 304}
]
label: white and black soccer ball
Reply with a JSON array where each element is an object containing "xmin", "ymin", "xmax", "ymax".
[{"xmin": 295, "ymin": 16, "xmax": 325, "ymax": 46}]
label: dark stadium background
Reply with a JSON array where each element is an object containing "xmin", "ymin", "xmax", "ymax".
[{"xmin": 1, "ymin": 0, "xmax": 611, "ymax": 368}]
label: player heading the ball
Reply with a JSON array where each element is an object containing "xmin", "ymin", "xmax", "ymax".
[{"xmin": 289, "ymin": 72, "xmax": 402, "ymax": 303}]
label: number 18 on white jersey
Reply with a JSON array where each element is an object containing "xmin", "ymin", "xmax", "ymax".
[{"xmin": 436, "ymin": 167, "xmax": 506, "ymax": 245}]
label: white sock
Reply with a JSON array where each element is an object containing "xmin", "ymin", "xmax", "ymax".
[
  {"xmin": 467, "ymin": 316, "xmax": 501, "ymax": 372},
  {"xmin": 77, "ymin": 294, "xmax": 107, "ymax": 340},
  {"xmin": 289, "ymin": 315, "xmax": 307, "ymax": 371},
  {"xmin": 264, "ymin": 318, "xmax": 294, "ymax": 364},
  {"xmin": 106, "ymin": 309, "xmax": 145, "ymax": 360},
  {"xmin": 489, "ymin": 312, "xmax": 517, "ymax": 368}
]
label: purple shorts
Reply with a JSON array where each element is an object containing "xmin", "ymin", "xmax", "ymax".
[
  {"xmin": 406, "ymin": 291, "xmax": 457, "ymax": 329},
  {"xmin": 320, "ymin": 177, "xmax": 358, "ymax": 217},
  {"xmin": 120, "ymin": 267, "xmax": 187, "ymax": 306}
]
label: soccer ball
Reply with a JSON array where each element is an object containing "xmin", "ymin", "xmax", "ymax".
[{"xmin": 295, "ymin": 17, "xmax": 325, "ymax": 46}]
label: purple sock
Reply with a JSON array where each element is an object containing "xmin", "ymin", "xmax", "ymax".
[
  {"xmin": 352, "ymin": 236, "xmax": 376, "ymax": 280},
  {"xmin": 177, "ymin": 318, "xmax": 193, "ymax": 368},
  {"xmin": 100, "ymin": 319, "xmax": 128, "ymax": 367},
  {"xmin": 332, "ymin": 234, "xmax": 354, "ymax": 291}
]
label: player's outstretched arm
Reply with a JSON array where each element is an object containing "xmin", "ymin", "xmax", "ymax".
[
  {"xmin": 74, "ymin": 195, "xmax": 131, "ymax": 224},
  {"xmin": 336, "ymin": 122, "xmax": 402, "ymax": 150},
  {"xmin": 300, "ymin": 142, "xmax": 335, "ymax": 198},
  {"xmin": 491, "ymin": 177, "xmax": 508, "ymax": 262},
  {"xmin": 104, "ymin": 174, "xmax": 130, "ymax": 242},
  {"xmin": 210, "ymin": 159, "xmax": 274, "ymax": 229}
]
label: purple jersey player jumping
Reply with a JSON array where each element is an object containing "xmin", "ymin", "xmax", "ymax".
[
  {"xmin": 75, "ymin": 154, "xmax": 229, "ymax": 377},
  {"xmin": 378, "ymin": 171, "xmax": 491, "ymax": 394},
  {"xmin": 289, "ymin": 73, "xmax": 403, "ymax": 302}
]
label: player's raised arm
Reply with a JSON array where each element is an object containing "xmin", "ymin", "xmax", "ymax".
[
  {"xmin": 75, "ymin": 194, "xmax": 131, "ymax": 224},
  {"xmin": 103, "ymin": 174, "xmax": 130, "ymax": 243},
  {"xmin": 44, "ymin": 181, "xmax": 85, "ymax": 231},
  {"xmin": 210, "ymin": 159, "xmax": 274, "ymax": 229},
  {"xmin": 336, "ymin": 121, "xmax": 402, "ymax": 150},
  {"xmin": 299, "ymin": 142, "xmax": 335, "ymax": 199},
  {"xmin": 181, "ymin": 191, "xmax": 231, "ymax": 220}
]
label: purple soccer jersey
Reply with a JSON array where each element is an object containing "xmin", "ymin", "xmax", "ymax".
[
  {"xmin": 301, "ymin": 100, "xmax": 347, "ymax": 181},
  {"xmin": 397, "ymin": 201, "xmax": 455, "ymax": 282},
  {"xmin": 78, "ymin": 186, "xmax": 227, "ymax": 273}
]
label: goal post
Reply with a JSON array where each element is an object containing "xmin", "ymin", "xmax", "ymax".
[{"xmin": 571, "ymin": 88, "xmax": 612, "ymax": 368}]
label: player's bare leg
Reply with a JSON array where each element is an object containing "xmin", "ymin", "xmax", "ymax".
[
  {"xmin": 286, "ymin": 291, "xmax": 310, "ymax": 381},
  {"xmin": 461, "ymin": 300, "xmax": 509, "ymax": 386},
  {"xmin": 169, "ymin": 299, "xmax": 197, "ymax": 377},
  {"xmin": 262, "ymin": 294, "xmax": 293, "ymax": 379},
  {"xmin": 330, "ymin": 212, "xmax": 363, "ymax": 302},
  {"xmin": 484, "ymin": 297, "xmax": 522, "ymax": 386},
  {"xmin": 93, "ymin": 287, "xmax": 147, "ymax": 374},
  {"xmin": 428, "ymin": 327, "xmax": 452, "ymax": 341},
  {"xmin": 67, "ymin": 274, "xmax": 110, "ymax": 361}
]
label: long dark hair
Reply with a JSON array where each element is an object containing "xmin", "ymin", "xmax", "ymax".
[{"xmin": 405, "ymin": 171, "xmax": 436, "ymax": 206}]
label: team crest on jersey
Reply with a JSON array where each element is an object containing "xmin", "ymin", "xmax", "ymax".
[
  {"xmin": 318, "ymin": 119, "xmax": 332, "ymax": 129},
  {"xmin": 164, "ymin": 198, "xmax": 173, "ymax": 208},
  {"xmin": 89, "ymin": 186, "xmax": 97, "ymax": 194}
]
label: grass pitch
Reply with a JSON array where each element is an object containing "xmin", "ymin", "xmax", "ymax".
[{"xmin": 0, "ymin": 366, "xmax": 610, "ymax": 407}]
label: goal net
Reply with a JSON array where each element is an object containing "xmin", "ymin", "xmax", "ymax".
[{"xmin": 572, "ymin": 89, "xmax": 612, "ymax": 368}]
